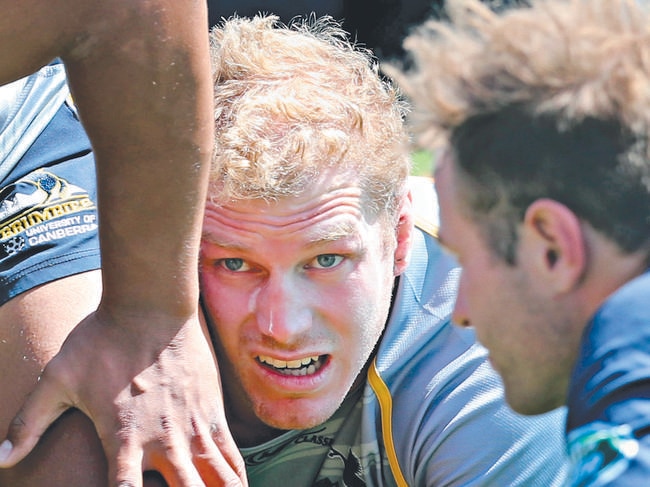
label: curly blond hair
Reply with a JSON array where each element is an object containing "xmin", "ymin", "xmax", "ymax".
[
  {"xmin": 208, "ymin": 15, "xmax": 410, "ymax": 222},
  {"xmin": 392, "ymin": 0, "xmax": 650, "ymax": 263}
]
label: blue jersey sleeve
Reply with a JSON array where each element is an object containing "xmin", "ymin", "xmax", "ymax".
[{"xmin": 566, "ymin": 271, "xmax": 650, "ymax": 486}]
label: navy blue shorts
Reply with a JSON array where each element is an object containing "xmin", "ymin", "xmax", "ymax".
[{"xmin": 0, "ymin": 101, "xmax": 101, "ymax": 306}]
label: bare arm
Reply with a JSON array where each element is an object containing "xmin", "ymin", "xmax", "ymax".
[
  {"xmin": 63, "ymin": 0, "xmax": 211, "ymax": 319},
  {"xmin": 0, "ymin": 0, "xmax": 245, "ymax": 485}
]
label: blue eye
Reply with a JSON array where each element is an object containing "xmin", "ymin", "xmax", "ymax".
[
  {"xmin": 313, "ymin": 254, "xmax": 344, "ymax": 269},
  {"xmin": 220, "ymin": 258, "xmax": 249, "ymax": 272}
]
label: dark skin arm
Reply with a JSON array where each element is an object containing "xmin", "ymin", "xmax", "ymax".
[{"xmin": 0, "ymin": 0, "xmax": 246, "ymax": 485}]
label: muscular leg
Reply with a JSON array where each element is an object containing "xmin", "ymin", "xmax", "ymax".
[
  {"xmin": 0, "ymin": 271, "xmax": 165, "ymax": 486},
  {"xmin": 0, "ymin": 271, "xmax": 105, "ymax": 485},
  {"xmin": 0, "ymin": 270, "xmax": 171, "ymax": 486}
]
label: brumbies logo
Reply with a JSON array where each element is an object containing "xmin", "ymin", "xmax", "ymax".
[
  {"xmin": 0, "ymin": 170, "xmax": 97, "ymax": 260},
  {"xmin": 567, "ymin": 421, "xmax": 639, "ymax": 487}
]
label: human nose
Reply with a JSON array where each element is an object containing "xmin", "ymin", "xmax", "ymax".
[
  {"xmin": 452, "ymin": 274, "xmax": 472, "ymax": 328},
  {"xmin": 255, "ymin": 273, "xmax": 312, "ymax": 342}
]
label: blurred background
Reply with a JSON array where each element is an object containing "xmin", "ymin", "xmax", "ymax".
[
  {"xmin": 208, "ymin": 0, "xmax": 440, "ymax": 62},
  {"xmin": 207, "ymin": 0, "xmax": 526, "ymax": 62}
]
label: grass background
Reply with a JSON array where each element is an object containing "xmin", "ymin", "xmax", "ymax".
[{"xmin": 411, "ymin": 149, "xmax": 435, "ymax": 177}]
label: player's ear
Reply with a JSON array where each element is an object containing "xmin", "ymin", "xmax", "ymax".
[
  {"xmin": 393, "ymin": 190, "xmax": 414, "ymax": 276},
  {"xmin": 522, "ymin": 198, "xmax": 586, "ymax": 293}
]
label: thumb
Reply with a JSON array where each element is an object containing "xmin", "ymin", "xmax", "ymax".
[{"xmin": 0, "ymin": 370, "xmax": 71, "ymax": 467}]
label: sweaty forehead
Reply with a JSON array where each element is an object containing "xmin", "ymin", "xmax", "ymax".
[
  {"xmin": 211, "ymin": 166, "xmax": 365, "ymax": 216},
  {"xmin": 202, "ymin": 212, "xmax": 361, "ymax": 250},
  {"xmin": 202, "ymin": 180, "xmax": 371, "ymax": 244}
]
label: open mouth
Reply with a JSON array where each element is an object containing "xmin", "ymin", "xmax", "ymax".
[{"xmin": 256, "ymin": 354, "xmax": 327, "ymax": 376}]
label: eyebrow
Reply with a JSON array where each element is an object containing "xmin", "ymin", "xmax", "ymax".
[
  {"xmin": 201, "ymin": 232, "xmax": 249, "ymax": 252},
  {"xmin": 303, "ymin": 220, "xmax": 358, "ymax": 248},
  {"xmin": 202, "ymin": 220, "xmax": 360, "ymax": 252}
]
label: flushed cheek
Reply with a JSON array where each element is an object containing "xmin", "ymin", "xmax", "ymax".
[
  {"xmin": 340, "ymin": 297, "xmax": 386, "ymax": 362},
  {"xmin": 207, "ymin": 299, "xmax": 249, "ymax": 338},
  {"xmin": 201, "ymin": 293, "xmax": 252, "ymax": 361},
  {"xmin": 201, "ymin": 272, "xmax": 251, "ymax": 321}
]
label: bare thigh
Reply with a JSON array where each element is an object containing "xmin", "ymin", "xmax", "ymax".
[
  {"xmin": 0, "ymin": 272, "xmax": 131, "ymax": 484},
  {"xmin": 0, "ymin": 271, "xmax": 169, "ymax": 486}
]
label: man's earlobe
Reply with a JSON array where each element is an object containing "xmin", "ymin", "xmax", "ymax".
[
  {"xmin": 524, "ymin": 199, "xmax": 586, "ymax": 293},
  {"xmin": 393, "ymin": 191, "xmax": 415, "ymax": 275}
]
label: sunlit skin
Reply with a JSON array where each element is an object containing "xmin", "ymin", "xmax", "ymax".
[
  {"xmin": 200, "ymin": 169, "xmax": 412, "ymax": 446},
  {"xmin": 434, "ymin": 151, "xmax": 581, "ymax": 415}
]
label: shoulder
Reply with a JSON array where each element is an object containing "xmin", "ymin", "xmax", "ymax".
[
  {"xmin": 372, "ymin": 325, "xmax": 569, "ymax": 486},
  {"xmin": 566, "ymin": 271, "xmax": 650, "ymax": 484},
  {"xmin": 568, "ymin": 271, "xmax": 650, "ymax": 429}
]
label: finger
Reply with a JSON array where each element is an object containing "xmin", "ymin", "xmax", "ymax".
[
  {"xmin": 208, "ymin": 422, "xmax": 247, "ymax": 486},
  {"xmin": 193, "ymin": 436, "xmax": 247, "ymax": 487},
  {"xmin": 0, "ymin": 372, "xmax": 70, "ymax": 467},
  {"xmin": 152, "ymin": 449, "xmax": 206, "ymax": 487},
  {"xmin": 107, "ymin": 443, "xmax": 144, "ymax": 487},
  {"xmin": 192, "ymin": 420, "xmax": 247, "ymax": 487}
]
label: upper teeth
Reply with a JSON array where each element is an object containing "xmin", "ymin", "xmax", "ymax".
[{"xmin": 258, "ymin": 355, "xmax": 320, "ymax": 369}]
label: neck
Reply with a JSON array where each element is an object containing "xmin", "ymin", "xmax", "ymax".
[{"xmin": 577, "ymin": 231, "xmax": 648, "ymax": 321}]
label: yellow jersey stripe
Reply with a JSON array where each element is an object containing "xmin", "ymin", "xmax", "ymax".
[{"xmin": 368, "ymin": 358, "xmax": 409, "ymax": 487}]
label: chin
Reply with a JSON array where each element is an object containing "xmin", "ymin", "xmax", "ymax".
[
  {"xmin": 505, "ymin": 389, "xmax": 563, "ymax": 416},
  {"xmin": 256, "ymin": 398, "xmax": 341, "ymax": 431},
  {"xmin": 261, "ymin": 412, "xmax": 334, "ymax": 431}
]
